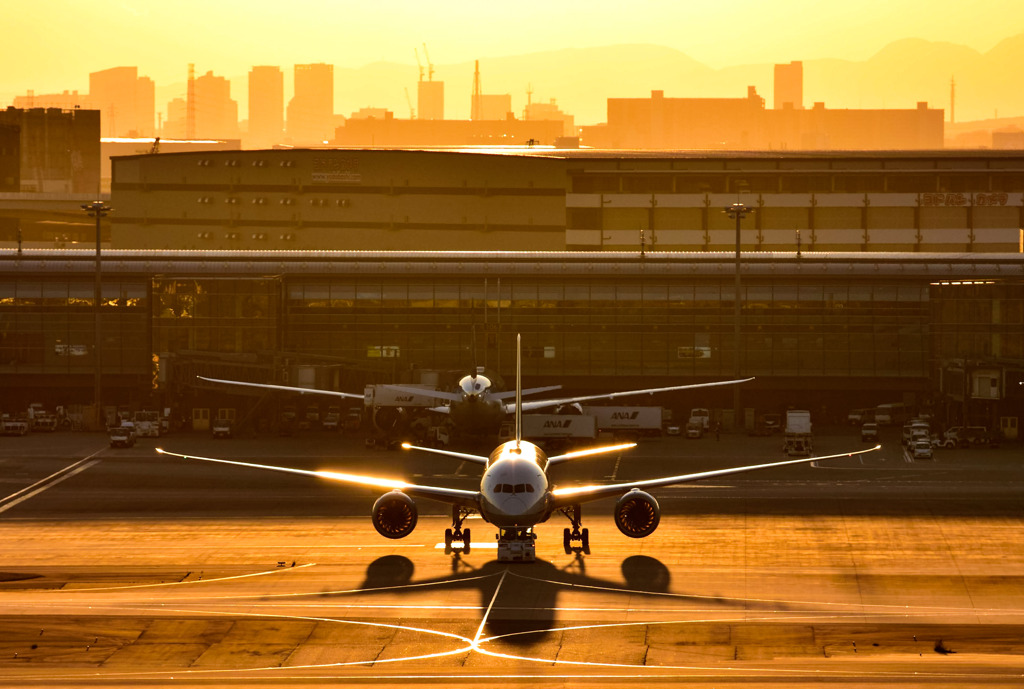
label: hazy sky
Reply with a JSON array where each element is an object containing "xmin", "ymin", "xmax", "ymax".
[{"xmin": 5, "ymin": 0, "xmax": 1024, "ymax": 100}]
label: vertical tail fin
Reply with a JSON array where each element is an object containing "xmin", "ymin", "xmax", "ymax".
[{"xmin": 515, "ymin": 333, "xmax": 522, "ymax": 449}]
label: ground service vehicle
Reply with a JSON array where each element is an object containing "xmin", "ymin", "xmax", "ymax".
[
  {"xmin": 211, "ymin": 419, "xmax": 232, "ymax": 438},
  {"xmin": 134, "ymin": 410, "xmax": 161, "ymax": 437},
  {"xmin": 911, "ymin": 439, "xmax": 933, "ymax": 460},
  {"xmin": 322, "ymin": 406, "xmax": 341, "ymax": 430},
  {"xmin": 784, "ymin": 410, "xmax": 813, "ymax": 456},
  {"xmin": 109, "ymin": 424, "xmax": 136, "ymax": 448}
]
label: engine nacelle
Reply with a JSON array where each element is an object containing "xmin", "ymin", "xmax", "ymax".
[
  {"xmin": 613, "ymin": 489, "xmax": 661, "ymax": 538},
  {"xmin": 371, "ymin": 491, "xmax": 418, "ymax": 539}
]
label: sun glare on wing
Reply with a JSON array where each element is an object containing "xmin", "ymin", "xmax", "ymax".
[
  {"xmin": 315, "ymin": 470, "xmax": 409, "ymax": 490},
  {"xmin": 550, "ymin": 442, "xmax": 636, "ymax": 461}
]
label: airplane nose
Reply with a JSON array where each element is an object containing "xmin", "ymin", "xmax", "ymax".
[{"xmin": 502, "ymin": 497, "xmax": 527, "ymax": 513}]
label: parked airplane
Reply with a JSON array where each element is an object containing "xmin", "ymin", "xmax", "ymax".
[
  {"xmin": 384, "ymin": 372, "xmax": 751, "ymax": 436},
  {"xmin": 198, "ymin": 369, "xmax": 751, "ymax": 438},
  {"xmin": 159, "ymin": 337, "xmax": 880, "ymax": 562}
]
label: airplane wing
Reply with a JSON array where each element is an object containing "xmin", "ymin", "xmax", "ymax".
[
  {"xmin": 154, "ymin": 448, "xmax": 481, "ymax": 509},
  {"xmin": 516, "ymin": 377, "xmax": 755, "ymax": 413},
  {"xmin": 490, "ymin": 385, "xmax": 562, "ymax": 400},
  {"xmin": 399, "ymin": 442, "xmax": 490, "ymax": 466},
  {"xmin": 384, "ymin": 384, "xmax": 563, "ymax": 404},
  {"xmin": 383, "ymin": 385, "xmax": 464, "ymax": 403},
  {"xmin": 549, "ymin": 445, "xmax": 881, "ymax": 509},
  {"xmin": 198, "ymin": 376, "xmax": 364, "ymax": 400}
]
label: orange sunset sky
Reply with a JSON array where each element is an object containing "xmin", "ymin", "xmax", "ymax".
[{"xmin": 4, "ymin": 0, "xmax": 1024, "ymax": 123}]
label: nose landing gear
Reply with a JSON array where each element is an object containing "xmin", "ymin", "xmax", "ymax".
[{"xmin": 561, "ymin": 503, "xmax": 589, "ymax": 554}]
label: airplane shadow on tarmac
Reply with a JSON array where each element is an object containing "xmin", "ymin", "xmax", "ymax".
[{"xmin": 350, "ymin": 553, "xmax": 776, "ymax": 645}]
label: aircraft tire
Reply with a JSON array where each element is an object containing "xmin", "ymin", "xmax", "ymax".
[
  {"xmin": 444, "ymin": 528, "xmax": 453, "ymax": 553},
  {"xmin": 563, "ymin": 528, "xmax": 572, "ymax": 554},
  {"xmin": 581, "ymin": 528, "xmax": 590, "ymax": 554}
]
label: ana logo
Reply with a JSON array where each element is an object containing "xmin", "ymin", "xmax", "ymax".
[
  {"xmin": 611, "ymin": 411, "xmax": 640, "ymax": 420},
  {"xmin": 543, "ymin": 419, "xmax": 572, "ymax": 429},
  {"xmin": 395, "ymin": 395, "xmax": 414, "ymax": 402}
]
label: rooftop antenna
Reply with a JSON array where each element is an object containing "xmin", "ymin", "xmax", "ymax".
[
  {"xmin": 186, "ymin": 64, "xmax": 196, "ymax": 140},
  {"xmin": 471, "ymin": 60, "xmax": 482, "ymax": 121}
]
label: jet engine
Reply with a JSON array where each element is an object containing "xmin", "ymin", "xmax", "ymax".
[
  {"xmin": 613, "ymin": 489, "xmax": 660, "ymax": 538},
  {"xmin": 371, "ymin": 491, "xmax": 418, "ymax": 539}
]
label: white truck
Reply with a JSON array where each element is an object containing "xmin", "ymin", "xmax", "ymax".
[
  {"xmin": 581, "ymin": 406, "xmax": 662, "ymax": 436},
  {"xmin": 688, "ymin": 407, "xmax": 710, "ymax": 432},
  {"xmin": 364, "ymin": 384, "xmax": 441, "ymax": 408},
  {"xmin": 520, "ymin": 414, "xmax": 597, "ymax": 440},
  {"xmin": 783, "ymin": 410, "xmax": 813, "ymax": 456},
  {"xmin": 133, "ymin": 410, "xmax": 162, "ymax": 437}
]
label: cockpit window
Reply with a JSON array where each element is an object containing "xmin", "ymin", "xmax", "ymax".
[{"xmin": 497, "ymin": 483, "xmax": 535, "ymax": 494}]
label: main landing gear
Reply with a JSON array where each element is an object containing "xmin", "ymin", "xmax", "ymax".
[
  {"xmin": 444, "ymin": 505, "xmax": 472, "ymax": 555},
  {"xmin": 561, "ymin": 503, "xmax": 589, "ymax": 554}
]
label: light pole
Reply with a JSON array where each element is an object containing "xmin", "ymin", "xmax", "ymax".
[
  {"xmin": 724, "ymin": 202, "xmax": 751, "ymax": 430},
  {"xmin": 82, "ymin": 201, "xmax": 112, "ymax": 430}
]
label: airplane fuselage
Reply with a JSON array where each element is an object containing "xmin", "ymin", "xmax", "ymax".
[
  {"xmin": 448, "ymin": 394, "xmax": 507, "ymax": 436},
  {"xmin": 477, "ymin": 440, "xmax": 550, "ymax": 527}
]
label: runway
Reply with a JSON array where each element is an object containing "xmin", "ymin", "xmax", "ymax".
[{"xmin": 1, "ymin": 430, "xmax": 1024, "ymax": 687}]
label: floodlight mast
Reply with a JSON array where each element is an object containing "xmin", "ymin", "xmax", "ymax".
[
  {"xmin": 724, "ymin": 202, "xmax": 751, "ymax": 429},
  {"xmin": 82, "ymin": 201, "xmax": 112, "ymax": 429}
]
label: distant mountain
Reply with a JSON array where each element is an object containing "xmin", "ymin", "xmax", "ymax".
[{"xmin": 152, "ymin": 35, "xmax": 1024, "ymax": 131}]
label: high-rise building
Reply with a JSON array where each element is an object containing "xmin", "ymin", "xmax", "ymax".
[
  {"xmin": 248, "ymin": 66, "xmax": 284, "ymax": 148},
  {"xmin": 774, "ymin": 61, "xmax": 803, "ymax": 110},
  {"xmin": 287, "ymin": 63, "xmax": 334, "ymax": 145},
  {"xmin": 193, "ymin": 71, "xmax": 239, "ymax": 139},
  {"xmin": 418, "ymin": 80, "xmax": 444, "ymax": 120},
  {"xmin": 478, "ymin": 94, "xmax": 512, "ymax": 121},
  {"xmin": 89, "ymin": 66, "xmax": 155, "ymax": 137}
]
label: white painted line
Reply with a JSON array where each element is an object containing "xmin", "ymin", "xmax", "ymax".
[
  {"xmin": 433, "ymin": 542, "xmax": 498, "ymax": 549},
  {"xmin": 0, "ymin": 451, "xmax": 104, "ymax": 514}
]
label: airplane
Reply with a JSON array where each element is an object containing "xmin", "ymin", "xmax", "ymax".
[
  {"xmin": 158, "ymin": 335, "xmax": 881, "ymax": 562},
  {"xmin": 198, "ymin": 367, "xmax": 752, "ymax": 438}
]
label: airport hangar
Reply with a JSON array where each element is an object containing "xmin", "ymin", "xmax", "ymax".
[{"xmin": 0, "ymin": 148, "xmax": 1022, "ymax": 434}]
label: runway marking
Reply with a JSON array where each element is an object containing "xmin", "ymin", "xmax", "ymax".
[
  {"xmin": 473, "ymin": 567, "xmax": 508, "ymax": 648},
  {"xmin": 68, "ymin": 561, "xmax": 318, "ymax": 592},
  {"xmin": 0, "ymin": 451, "xmax": 103, "ymax": 515},
  {"xmin": 8, "ymin": 596, "xmax": 1024, "ymax": 683}
]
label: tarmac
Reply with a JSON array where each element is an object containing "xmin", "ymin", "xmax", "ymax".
[{"xmin": 1, "ymin": 425, "xmax": 1023, "ymax": 687}]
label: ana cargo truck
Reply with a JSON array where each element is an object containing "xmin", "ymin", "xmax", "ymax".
[
  {"xmin": 783, "ymin": 410, "xmax": 813, "ymax": 456},
  {"xmin": 581, "ymin": 406, "xmax": 662, "ymax": 439},
  {"xmin": 520, "ymin": 414, "xmax": 597, "ymax": 440}
]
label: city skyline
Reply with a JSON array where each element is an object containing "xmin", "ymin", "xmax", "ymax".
[{"xmin": 5, "ymin": 1, "xmax": 1024, "ymax": 123}]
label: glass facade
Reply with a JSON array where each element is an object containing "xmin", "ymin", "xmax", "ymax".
[
  {"xmin": 931, "ymin": 281, "xmax": 1024, "ymax": 362},
  {"xmin": 0, "ymin": 278, "xmax": 148, "ymax": 374},
  {"xmin": 283, "ymin": 277, "xmax": 931, "ymax": 380},
  {"xmin": 152, "ymin": 278, "xmax": 279, "ymax": 355},
  {"xmin": 1, "ymin": 264, "xmax": 1019, "ymax": 414}
]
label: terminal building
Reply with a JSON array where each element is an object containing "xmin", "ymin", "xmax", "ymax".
[
  {"xmin": 108, "ymin": 148, "xmax": 1024, "ymax": 253},
  {"xmin": 1, "ymin": 147, "xmax": 1022, "ymax": 437},
  {"xmin": 0, "ymin": 249, "xmax": 1021, "ymax": 438}
]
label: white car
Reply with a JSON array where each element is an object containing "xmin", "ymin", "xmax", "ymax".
[{"xmin": 911, "ymin": 439, "xmax": 933, "ymax": 460}]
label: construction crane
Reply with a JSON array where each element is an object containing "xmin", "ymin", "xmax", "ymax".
[
  {"xmin": 414, "ymin": 48, "xmax": 424, "ymax": 82},
  {"xmin": 404, "ymin": 87, "xmax": 416, "ymax": 119},
  {"xmin": 422, "ymin": 43, "xmax": 435, "ymax": 81}
]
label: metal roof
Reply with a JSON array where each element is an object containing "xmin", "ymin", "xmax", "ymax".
[{"xmin": 2, "ymin": 249, "xmax": 1022, "ymax": 280}]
